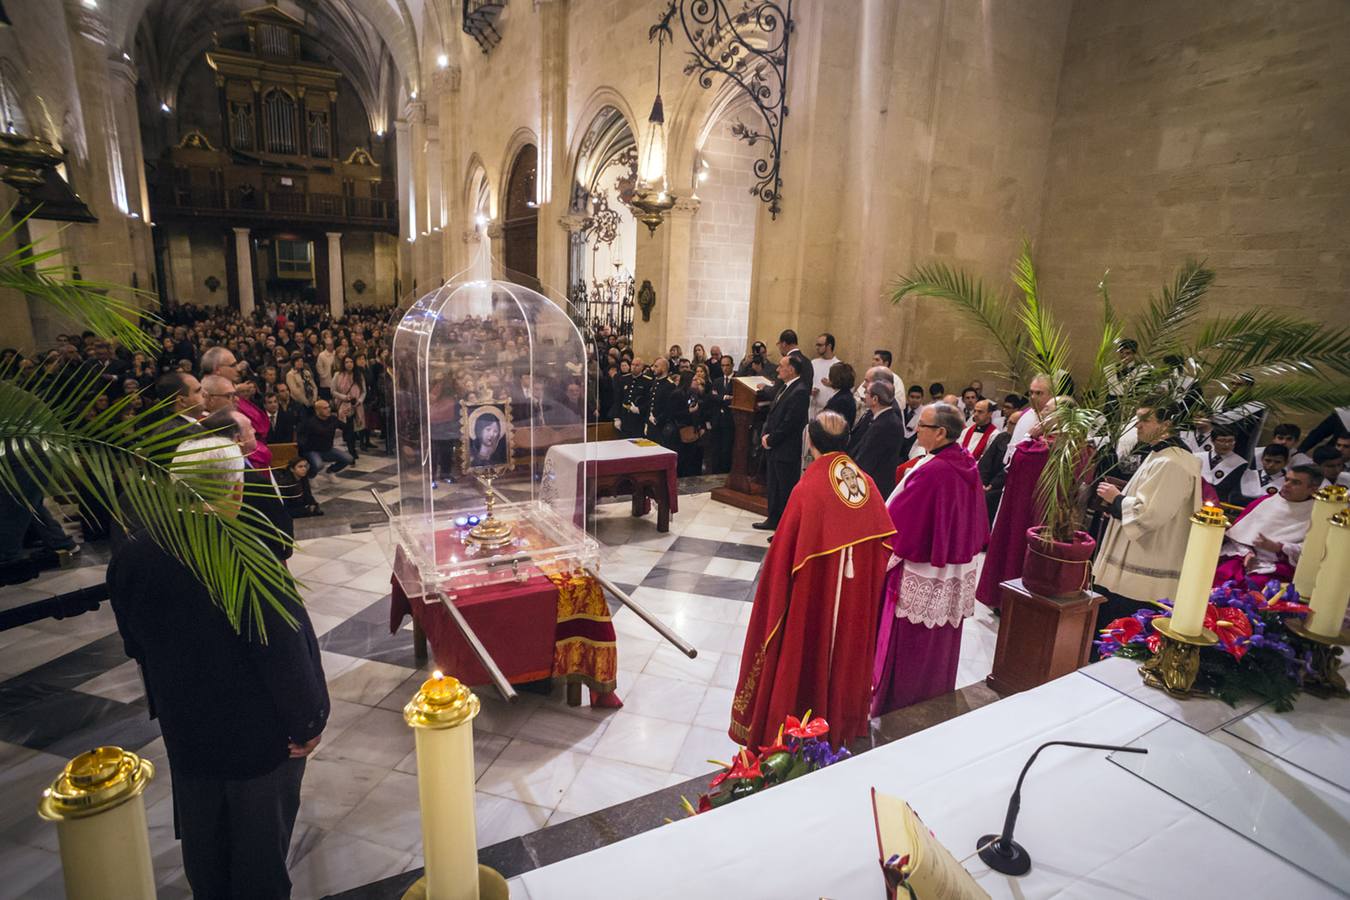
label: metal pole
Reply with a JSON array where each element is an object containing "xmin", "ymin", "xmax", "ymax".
[
  {"xmin": 588, "ymin": 568, "xmax": 697, "ymax": 659},
  {"xmin": 432, "ymin": 591, "xmax": 519, "ymax": 703},
  {"xmin": 369, "ymin": 487, "xmax": 395, "ymax": 520}
]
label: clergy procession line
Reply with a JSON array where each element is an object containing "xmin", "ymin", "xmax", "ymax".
[{"xmin": 722, "ymin": 329, "xmax": 1350, "ymax": 751}]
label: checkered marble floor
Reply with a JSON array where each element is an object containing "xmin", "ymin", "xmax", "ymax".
[{"xmin": 0, "ymin": 467, "xmax": 998, "ymax": 899}]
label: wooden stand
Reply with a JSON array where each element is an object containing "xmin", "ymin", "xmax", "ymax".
[
  {"xmin": 986, "ymin": 578, "xmax": 1104, "ymax": 695},
  {"xmin": 711, "ymin": 376, "xmax": 769, "ymax": 515}
]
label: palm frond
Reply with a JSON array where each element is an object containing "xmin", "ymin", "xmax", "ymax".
[
  {"xmin": 1192, "ymin": 378, "xmax": 1350, "ymax": 420},
  {"xmin": 1132, "ymin": 260, "xmax": 1214, "ymax": 358},
  {"xmin": 1011, "ymin": 240, "xmax": 1072, "ymax": 394},
  {"xmin": 0, "ymin": 379, "xmax": 300, "ymax": 637},
  {"xmin": 1082, "ymin": 269, "xmax": 1123, "ymax": 407},
  {"xmin": 891, "ymin": 263, "xmax": 1027, "ymax": 385},
  {"xmin": 1189, "ymin": 311, "xmax": 1350, "ymax": 382},
  {"xmin": 0, "ymin": 207, "xmax": 160, "ymax": 356}
]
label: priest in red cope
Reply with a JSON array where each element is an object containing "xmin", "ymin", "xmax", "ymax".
[
  {"xmin": 872, "ymin": 402, "xmax": 989, "ymax": 715},
  {"xmin": 731, "ymin": 412, "xmax": 895, "ymax": 750}
]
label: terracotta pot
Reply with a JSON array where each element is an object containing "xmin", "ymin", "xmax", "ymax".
[{"xmin": 1022, "ymin": 527, "xmax": 1096, "ymax": 598}]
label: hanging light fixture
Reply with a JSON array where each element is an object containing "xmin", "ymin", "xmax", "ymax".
[{"xmin": 629, "ymin": 19, "xmax": 676, "ymax": 234}]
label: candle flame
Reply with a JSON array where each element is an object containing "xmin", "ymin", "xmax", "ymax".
[{"xmin": 432, "ymin": 670, "xmax": 443, "ymax": 680}]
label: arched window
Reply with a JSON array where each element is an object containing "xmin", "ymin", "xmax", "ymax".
[{"xmin": 263, "ymin": 88, "xmax": 297, "ymax": 154}]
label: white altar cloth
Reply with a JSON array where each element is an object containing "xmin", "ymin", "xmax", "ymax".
[
  {"xmin": 542, "ymin": 439, "xmax": 677, "ymax": 521},
  {"xmin": 519, "ymin": 664, "xmax": 1343, "ymax": 899}
]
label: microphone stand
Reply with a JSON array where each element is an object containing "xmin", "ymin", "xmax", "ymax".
[{"xmin": 978, "ymin": 740, "xmax": 1147, "ymax": 876}]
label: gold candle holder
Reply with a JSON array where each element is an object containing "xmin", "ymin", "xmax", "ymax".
[
  {"xmin": 37, "ymin": 746, "xmax": 157, "ymax": 900},
  {"xmin": 402, "ymin": 672, "xmax": 509, "ymax": 900},
  {"xmin": 465, "ymin": 474, "xmax": 515, "ymax": 550},
  {"xmin": 1139, "ymin": 616, "xmax": 1219, "ymax": 697},
  {"xmin": 1286, "ymin": 620, "xmax": 1350, "ymax": 699}
]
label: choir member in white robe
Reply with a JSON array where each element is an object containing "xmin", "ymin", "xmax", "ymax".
[
  {"xmin": 1236, "ymin": 445, "xmax": 1287, "ymax": 505},
  {"xmin": 1213, "ymin": 465, "xmax": 1318, "ymax": 589},
  {"xmin": 1094, "ymin": 404, "xmax": 1204, "ymax": 634}
]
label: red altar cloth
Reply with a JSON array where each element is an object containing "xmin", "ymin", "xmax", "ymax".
[
  {"xmin": 387, "ymin": 531, "xmax": 620, "ymax": 695},
  {"xmin": 388, "ymin": 571, "xmax": 558, "ymax": 685}
]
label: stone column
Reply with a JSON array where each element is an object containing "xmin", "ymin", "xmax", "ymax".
[
  {"xmin": 632, "ymin": 198, "xmax": 699, "ymax": 360},
  {"xmin": 232, "ymin": 227, "xmax": 255, "ymax": 319},
  {"xmin": 424, "ymin": 134, "xmax": 444, "ymax": 282},
  {"xmin": 107, "ymin": 56, "xmax": 154, "ymax": 290},
  {"xmin": 536, "ymin": 0, "xmax": 571, "ymax": 297},
  {"xmin": 406, "ymin": 100, "xmax": 431, "ymax": 290},
  {"xmin": 433, "ymin": 66, "xmax": 464, "ymax": 278},
  {"xmin": 61, "ymin": 1, "xmax": 137, "ymax": 287},
  {"xmin": 326, "ymin": 232, "xmax": 345, "ymax": 320},
  {"xmin": 394, "ymin": 117, "xmax": 414, "ymax": 298}
]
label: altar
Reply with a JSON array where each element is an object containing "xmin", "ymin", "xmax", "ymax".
[
  {"xmin": 543, "ymin": 438, "xmax": 679, "ymax": 532},
  {"xmin": 518, "ymin": 658, "xmax": 1348, "ymax": 899}
]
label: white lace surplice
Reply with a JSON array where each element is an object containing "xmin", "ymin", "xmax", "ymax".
[{"xmin": 894, "ymin": 558, "xmax": 979, "ymax": 628}]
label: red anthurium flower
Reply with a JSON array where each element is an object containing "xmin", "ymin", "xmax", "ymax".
[
  {"xmin": 784, "ymin": 712, "xmax": 829, "ymax": 740},
  {"xmin": 1145, "ymin": 633, "xmax": 1161, "ymax": 654},
  {"xmin": 1206, "ymin": 605, "xmax": 1253, "ymax": 660},
  {"xmin": 709, "ymin": 749, "xmax": 762, "ymax": 788},
  {"xmin": 1101, "ymin": 617, "xmax": 1143, "ymax": 643}
]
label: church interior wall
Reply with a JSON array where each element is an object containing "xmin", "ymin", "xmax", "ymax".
[
  {"xmin": 686, "ymin": 113, "xmax": 760, "ymax": 361},
  {"xmin": 1036, "ymin": 0, "xmax": 1350, "ymax": 377}
]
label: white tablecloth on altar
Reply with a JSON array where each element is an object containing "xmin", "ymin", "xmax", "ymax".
[
  {"xmin": 542, "ymin": 439, "xmax": 678, "ymax": 520},
  {"xmin": 519, "ymin": 664, "xmax": 1342, "ymax": 899}
]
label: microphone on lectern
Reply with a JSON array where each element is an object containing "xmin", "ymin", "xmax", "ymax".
[{"xmin": 978, "ymin": 740, "xmax": 1148, "ymax": 876}]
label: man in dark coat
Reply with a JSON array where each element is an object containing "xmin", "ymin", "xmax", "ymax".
[
  {"xmin": 754, "ymin": 353, "xmax": 811, "ymax": 530},
  {"xmin": 979, "ymin": 411, "xmax": 1017, "ymax": 523},
  {"xmin": 108, "ymin": 437, "xmax": 327, "ymax": 900},
  {"xmin": 849, "ymin": 379, "xmax": 904, "ymax": 499}
]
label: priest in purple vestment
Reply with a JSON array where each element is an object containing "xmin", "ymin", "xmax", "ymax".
[
  {"xmin": 872, "ymin": 402, "xmax": 989, "ymax": 716},
  {"xmin": 975, "ymin": 398, "xmax": 1060, "ymax": 610}
]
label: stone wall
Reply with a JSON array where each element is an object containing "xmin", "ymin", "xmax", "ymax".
[
  {"xmin": 1036, "ymin": 0, "xmax": 1350, "ymax": 376},
  {"xmin": 685, "ymin": 114, "xmax": 761, "ymax": 361}
]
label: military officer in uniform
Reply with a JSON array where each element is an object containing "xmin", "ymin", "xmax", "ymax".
[{"xmin": 618, "ymin": 357, "xmax": 651, "ymax": 438}]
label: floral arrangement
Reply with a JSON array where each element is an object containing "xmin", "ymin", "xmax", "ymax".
[
  {"xmin": 679, "ymin": 712, "xmax": 850, "ymax": 816},
  {"xmin": 1096, "ymin": 579, "xmax": 1317, "ymax": 711}
]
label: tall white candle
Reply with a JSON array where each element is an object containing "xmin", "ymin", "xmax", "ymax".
[
  {"xmin": 1170, "ymin": 505, "xmax": 1228, "ymax": 637},
  {"xmin": 1293, "ymin": 486, "xmax": 1348, "ymax": 596},
  {"xmin": 1306, "ymin": 511, "xmax": 1350, "ymax": 638},
  {"xmin": 38, "ymin": 747, "xmax": 157, "ymax": 900},
  {"xmin": 405, "ymin": 672, "xmax": 481, "ymax": 900}
]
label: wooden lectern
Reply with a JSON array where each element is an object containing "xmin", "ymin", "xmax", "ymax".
[
  {"xmin": 711, "ymin": 376, "xmax": 771, "ymax": 515},
  {"xmin": 986, "ymin": 578, "xmax": 1104, "ymax": 696}
]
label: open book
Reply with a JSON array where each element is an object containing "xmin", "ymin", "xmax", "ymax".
[{"xmin": 871, "ymin": 789, "xmax": 990, "ymax": 900}]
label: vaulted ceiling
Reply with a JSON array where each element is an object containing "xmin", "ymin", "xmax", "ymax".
[{"xmin": 117, "ymin": 0, "xmax": 448, "ymax": 132}]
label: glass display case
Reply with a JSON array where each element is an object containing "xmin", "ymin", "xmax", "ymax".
[{"xmin": 387, "ymin": 256, "xmax": 598, "ymax": 596}]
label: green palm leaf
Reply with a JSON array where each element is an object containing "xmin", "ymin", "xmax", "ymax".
[
  {"xmin": 0, "ymin": 378, "xmax": 301, "ymax": 637},
  {"xmin": 891, "ymin": 263, "xmax": 1028, "ymax": 385},
  {"xmin": 1132, "ymin": 260, "xmax": 1214, "ymax": 358},
  {"xmin": 0, "ymin": 209, "xmax": 303, "ymax": 638},
  {"xmin": 0, "ymin": 209, "xmax": 160, "ymax": 356}
]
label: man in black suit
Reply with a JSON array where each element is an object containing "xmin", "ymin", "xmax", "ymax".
[
  {"xmin": 754, "ymin": 353, "xmax": 811, "ymax": 530},
  {"xmin": 849, "ymin": 379, "xmax": 903, "ymax": 498},
  {"xmin": 979, "ymin": 410, "xmax": 1017, "ymax": 523},
  {"xmin": 108, "ymin": 436, "xmax": 327, "ymax": 899},
  {"xmin": 646, "ymin": 357, "xmax": 677, "ymax": 443},
  {"xmin": 263, "ymin": 391, "xmax": 297, "ymax": 444}
]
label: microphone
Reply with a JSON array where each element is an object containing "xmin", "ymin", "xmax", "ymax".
[{"xmin": 978, "ymin": 740, "xmax": 1147, "ymax": 876}]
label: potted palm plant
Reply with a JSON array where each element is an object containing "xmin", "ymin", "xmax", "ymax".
[
  {"xmin": 894, "ymin": 241, "xmax": 1350, "ymax": 596},
  {"xmin": 0, "ymin": 209, "xmax": 301, "ymax": 636}
]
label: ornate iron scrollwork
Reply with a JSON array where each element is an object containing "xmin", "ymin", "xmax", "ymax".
[{"xmin": 654, "ymin": 0, "xmax": 794, "ymax": 218}]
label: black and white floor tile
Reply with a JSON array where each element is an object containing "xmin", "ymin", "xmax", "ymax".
[{"xmin": 0, "ymin": 451, "xmax": 998, "ymax": 899}]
